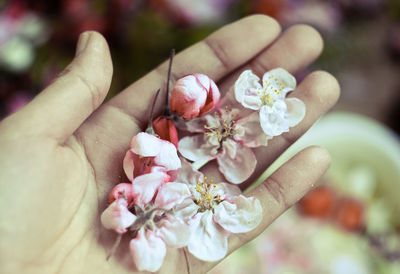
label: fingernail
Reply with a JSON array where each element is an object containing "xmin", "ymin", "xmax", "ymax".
[{"xmin": 75, "ymin": 32, "xmax": 91, "ymax": 56}]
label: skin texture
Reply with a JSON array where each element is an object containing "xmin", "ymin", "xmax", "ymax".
[{"xmin": 0, "ymin": 15, "xmax": 340, "ymax": 274}]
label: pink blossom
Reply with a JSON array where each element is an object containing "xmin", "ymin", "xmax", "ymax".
[
  {"xmin": 123, "ymin": 132, "xmax": 181, "ymax": 181},
  {"xmin": 170, "ymin": 73, "xmax": 220, "ymax": 119},
  {"xmin": 128, "ymin": 182, "xmax": 192, "ymax": 272},
  {"xmin": 108, "ymin": 183, "xmax": 134, "ymax": 204},
  {"xmin": 174, "ymin": 159, "xmax": 263, "ymax": 261},
  {"xmin": 178, "ymin": 107, "xmax": 270, "ymax": 184},
  {"xmin": 100, "ymin": 198, "xmax": 137, "ymax": 234}
]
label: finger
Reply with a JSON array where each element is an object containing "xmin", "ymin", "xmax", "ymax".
[
  {"xmin": 106, "ymin": 15, "xmax": 281, "ymax": 126},
  {"xmin": 198, "ymin": 146, "xmax": 331, "ymax": 272},
  {"xmin": 218, "ymin": 24, "xmax": 324, "ymax": 94},
  {"xmin": 6, "ymin": 31, "xmax": 113, "ymax": 142}
]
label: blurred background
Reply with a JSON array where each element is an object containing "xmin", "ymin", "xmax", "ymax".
[{"xmin": 1, "ymin": 0, "xmax": 400, "ymax": 273}]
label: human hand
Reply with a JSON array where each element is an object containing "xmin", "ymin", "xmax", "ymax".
[{"xmin": 0, "ymin": 15, "xmax": 339, "ymax": 274}]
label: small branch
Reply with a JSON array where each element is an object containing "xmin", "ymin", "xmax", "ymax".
[
  {"xmin": 165, "ymin": 49, "xmax": 175, "ymax": 115},
  {"xmin": 146, "ymin": 89, "xmax": 161, "ymax": 134},
  {"xmin": 107, "ymin": 234, "xmax": 122, "ymax": 261}
]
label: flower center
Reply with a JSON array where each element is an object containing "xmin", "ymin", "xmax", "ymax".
[
  {"xmin": 258, "ymin": 76, "xmax": 285, "ymax": 106},
  {"xmin": 194, "ymin": 177, "xmax": 222, "ymax": 212},
  {"xmin": 204, "ymin": 108, "xmax": 237, "ymax": 143}
]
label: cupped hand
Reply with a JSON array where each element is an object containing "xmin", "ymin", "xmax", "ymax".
[{"xmin": 0, "ymin": 15, "xmax": 339, "ymax": 274}]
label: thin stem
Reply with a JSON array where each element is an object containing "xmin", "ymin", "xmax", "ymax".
[
  {"xmin": 165, "ymin": 49, "xmax": 175, "ymax": 115},
  {"xmin": 146, "ymin": 89, "xmax": 161, "ymax": 134},
  {"xmin": 106, "ymin": 234, "xmax": 122, "ymax": 261}
]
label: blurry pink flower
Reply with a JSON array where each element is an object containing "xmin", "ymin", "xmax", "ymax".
[
  {"xmin": 174, "ymin": 159, "xmax": 263, "ymax": 261},
  {"xmin": 234, "ymin": 68, "xmax": 306, "ymax": 137},
  {"xmin": 101, "ymin": 198, "xmax": 137, "ymax": 234},
  {"xmin": 170, "ymin": 73, "xmax": 220, "ymax": 119},
  {"xmin": 178, "ymin": 107, "xmax": 270, "ymax": 184},
  {"xmin": 123, "ymin": 132, "xmax": 181, "ymax": 181},
  {"xmin": 5, "ymin": 92, "xmax": 30, "ymax": 114}
]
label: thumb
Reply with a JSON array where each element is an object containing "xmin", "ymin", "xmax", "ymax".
[{"xmin": 7, "ymin": 31, "xmax": 113, "ymax": 142}]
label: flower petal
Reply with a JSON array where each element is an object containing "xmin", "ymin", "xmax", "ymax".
[
  {"xmin": 217, "ymin": 140, "xmax": 257, "ymax": 184},
  {"xmin": 129, "ymin": 229, "xmax": 166, "ymax": 272},
  {"xmin": 213, "ymin": 182, "xmax": 241, "ymax": 200},
  {"xmin": 100, "ymin": 198, "xmax": 136, "ymax": 234},
  {"xmin": 285, "ymin": 97, "xmax": 306, "ymax": 127},
  {"xmin": 154, "ymin": 141, "xmax": 181, "ymax": 171},
  {"xmin": 234, "ymin": 70, "xmax": 262, "ymax": 110},
  {"xmin": 259, "ymin": 101, "xmax": 289, "ymax": 136},
  {"xmin": 234, "ymin": 112, "xmax": 272, "ymax": 147},
  {"xmin": 154, "ymin": 182, "xmax": 192, "ymax": 210},
  {"xmin": 176, "ymin": 157, "xmax": 205, "ymax": 186},
  {"xmin": 156, "ymin": 216, "xmax": 191, "ymax": 248},
  {"xmin": 130, "ymin": 132, "xmax": 162, "ymax": 157},
  {"xmin": 214, "ymin": 195, "xmax": 262, "ymax": 233},
  {"xmin": 178, "ymin": 135, "xmax": 218, "ymax": 162},
  {"xmin": 153, "ymin": 116, "xmax": 179, "ymax": 148},
  {"xmin": 188, "ymin": 211, "xmax": 228, "ymax": 261},
  {"xmin": 174, "ymin": 198, "xmax": 199, "ymax": 221},
  {"xmin": 108, "ymin": 183, "xmax": 134, "ymax": 204},
  {"xmin": 122, "ymin": 150, "xmax": 135, "ymax": 181},
  {"xmin": 132, "ymin": 169, "xmax": 170, "ymax": 206},
  {"xmin": 262, "ymin": 68, "xmax": 296, "ymax": 98}
]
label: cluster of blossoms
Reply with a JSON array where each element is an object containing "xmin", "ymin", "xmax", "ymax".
[{"xmin": 100, "ymin": 61, "xmax": 306, "ymax": 272}]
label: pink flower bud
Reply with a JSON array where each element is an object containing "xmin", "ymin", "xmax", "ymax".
[
  {"xmin": 108, "ymin": 183, "xmax": 134, "ymax": 204},
  {"xmin": 152, "ymin": 116, "xmax": 179, "ymax": 148},
  {"xmin": 170, "ymin": 73, "xmax": 220, "ymax": 119}
]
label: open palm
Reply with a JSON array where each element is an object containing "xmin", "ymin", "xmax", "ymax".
[{"xmin": 0, "ymin": 15, "xmax": 339, "ymax": 274}]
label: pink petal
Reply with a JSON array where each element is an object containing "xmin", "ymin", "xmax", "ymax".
[
  {"xmin": 285, "ymin": 97, "xmax": 306, "ymax": 127},
  {"xmin": 214, "ymin": 195, "xmax": 262, "ymax": 233},
  {"xmin": 176, "ymin": 157, "xmax": 204, "ymax": 186},
  {"xmin": 234, "ymin": 70, "xmax": 262, "ymax": 110},
  {"xmin": 170, "ymin": 74, "xmax": 208, "ymax": 119},
  {"xmin": 234, "ymin": 112, "xmax": 272, "ymax": 148},
  {"xmin": 122, "ymin": 150, "xmax": 135, "ymax": 181},
  {"xmin": 199, "ymin": 77, "xmax": 221, "ymax": 115},
  {"xmin": 178, "ymin": 135, "xmax": 218, "ymax": 162},
  {"xmin": 132, "ymin": 169, "xmax": 170, "ymax": 206},
  {"xmin": 129, "ymin": 229, "xmax": 166, "ymax": 272},
  {"xmin": 130, "ymin": 132, "xmax": 162, "ymax": 157},
  {"xmin": 213, "ymin": 182, "xmax": 241, "ymax": 200},
  {"xmin": 100, "ymin": 198, "xmax": 136, "ymax": 234},
  {"xmin": 188, "ymin": 211, "xmax": 228, "ymax": 261},
  {"xmin": 108, "ymin": 183, "xmax": 134, "ymax": 204},
  {"xmin": 154, "ymin": 182, "xmax": 191, "ymax": 210},
  {"xmin": 217, "ymin": 139, "xmax": 257, "ymax": 184},
  {"xmin": 156, "ymin": 216, "xmax": 191, "ymax": 248},
  {"xmin": 154, "ymin": 141, "xmax": 181, "ymax": 171}
]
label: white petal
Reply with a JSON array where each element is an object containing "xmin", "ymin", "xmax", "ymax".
[
  {"xmin": 285, "ymin": 97, "xmax": 306, "ymax": 127},
  {"xmin": 156, "ymin": 216, "xmax": 191, "ymax": 248},
  {"xmin": 188, "ymin": 211, "xmax": 228, "ymax": 261},
  {"xmin": 214, "ymin": 195, "xmax": 262, "ymax": 233},
  {"xmin": 176, "ymin": 157, "xmax": 204, "ymax": 186},
  {"xmin": 234, "ymin": 112, "xmax": 272, "ymax": 147},
  {"xmin": 217, "ymin": 140, "xmax": 257, "ymax": 184},
  {"xmin": 213, "ymin": 182, "xmax": 241, "ymax": 200},
  {"xmin": 154, "ymin": 182, "xmax": 191, "ymax": 210},
  {"xmin": 129, "ymin": 229, "xmax": 166, "ymax": 272},
  {"xmin": 262, "ymin": 68, "xmax": 296, "ymax": 98},
  {"xmin": 130, "ymin": 132, "xmax": 162, "ymax": 157},
  {"xmin": 154, "ymin": 141, "xmax": 181, "ymax": 171},
  {"xmin": 259, "ymin": 103, "xmax": 289, "ymax": 136},
  {"xmin": 100, "ymin": 199, "xmax": 136, "ymax": 234},
  {"xmin": 178, "ymin": 135, "xmax": 218, "ymax": 162},
  {"xmin": 173, "ymin": 198, "xmax": 199, "ymax": 221},
  {"xmin": 234, "ymin": 70, "xmax": 262, "ymax": 110}
]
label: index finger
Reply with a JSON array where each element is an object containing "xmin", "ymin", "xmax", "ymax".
[{"xmin": 107, "ymin": 15, "xmax": 281, "ymax": 125}]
